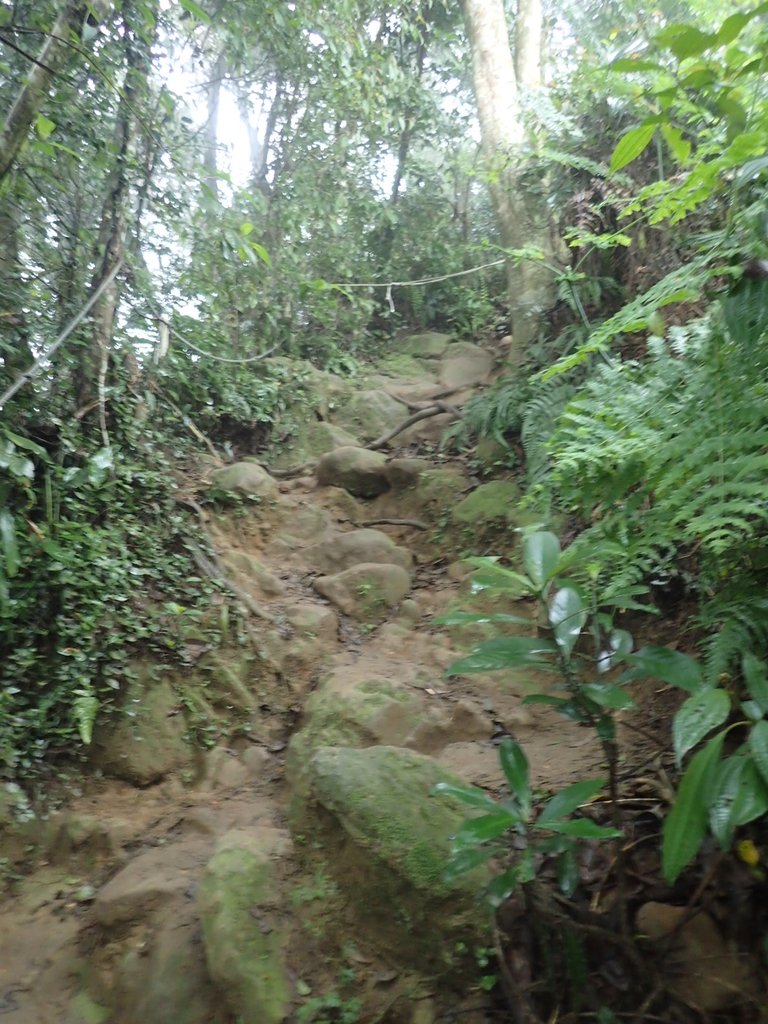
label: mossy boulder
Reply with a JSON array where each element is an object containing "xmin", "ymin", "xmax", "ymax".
[
  {"xmin": 332, "ymin": 390, "xmax": 408, "ymax": 443},
  {"xmin": 198, "ymin": 830, "xmax": 292, "ymax": 1024},
  {"xmin": 394, "ymin": 332, "xmax": 452, "ymax": 359},
  {"xmin": 451, "ymin": 480, "xmax": 521, "ymax": 529},
  {"xmin": 90, "ymin": 670, "xmax": 193, "ymax": 785},
  {"xmin": 439, "ymin": 342, "xmax": 493, "ymax": 389},
  {"xmin": 316, "ymin": 447, "xmax": 390, "ymax": 498},
  {"xmin": 305, "ymin": 528, "xmax": 413, "ymax": 574},
  {"xmin": 306, "ymin": 746, "xmax": 491, "ymax": 970},
  {"xmin": 313, "ymin": 563, "xmax": 411, "ymax": 620},
  {"xmin": 209, "ymin": 462, "xmax": 278, "ymax": 500},
  {"xmin": 286, "ymin": 678, "xmax": 420, "ymax": 805},
  {"xmin": 265, "ymin": 421, "xmax": 360, "ymax": 473},
  {"xmin": 415, "ymin": 468, "xmax": 468, "ymax": 515},
  {"xmin": 375, "ymin": 352, "xmax": 438, "ymax": 378}
]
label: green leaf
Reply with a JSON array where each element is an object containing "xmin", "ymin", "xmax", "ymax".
[
  {"xmin": 673, "ymin": 689, "xmax": 730, "ymax": 765},
  {"xmin": 523, "ymin": 531, "xmax": 560, "ymax": 587},
  {"xmin": 731, "ymin": 758, "xmax": 768, "ymax": 827},
  {"xmin": 443, "ymin": 846, "xmax": 498, "ymax": 882},
  {"xmin": 662, "ymin": 731, "xmax": 724, "ymax": 882},
  {"xmin": 653, "ymin": 23, "xmax": 717, "ymax": 58},
  {"xmin": 0, "ymin": 510, "xmax": 19, "ymax": 577},
  {"xmin": 453, "ymin": 810, "xmax": 521, "ymax": 847},
  {"xmin": 35, "ymin": 114, "xmax": 55, "ymax": 140},
  {"xmin": 610, "ymin": 123, "xmax": 656, "ymax": 173},
  {"xmin": 251, "ymin": 242, "xmax": 271, "ymax": 266},
  {"xmin": 486, "ymin": 867, "xmax": 523, "ymax": 905},
  {"xmin": 743, "ymin": 653, "xmax": 768, "ymax": 714},
  {"xmin": 178, "ymin": 0, "xmax": 211, "ymax": 22},
  {"xmin": 661, "ymin": 124, "xmax": 691, "ymax": 164},
  {"xmin": 622, "ymin": 646, "xmax": 703, "ymax": 692},
  {"xmin": 73, "ymin": 690, "xmax": 99, "ymax": 745},
  {"xmin": 446, "ymin": 637, "xmax": 558, "ymax": 676},
  {"xmin": 549, "ymin": 587, "xmax": 587, "ymax": 655},
  {"xmin": 708, "ymin": 756, "xmax": 745, "ymax": 848},
  {"xmin": 434, "ymin": 612, "xmax": 532, "ymax": 627},
  {"xmin": 556, "ymin": 848, "xmax": 580, "ymax": 896},
  {"xmin": 3, "ymin": 430, "xmax": 47, "ymax": 457},
  {"xmin": 544, "ymin": 819, "xmax": 623, "ymax": 840},
  {"xmin": 607, "ymin": 58, "xmax": 666, "ymax": 73},
  {"xmin": 715, "ymin": 11, "xmax": 751, "ymax": 45},
  {"xmin": 433, "ymin": 782, "xmax": 499, "ymax": 811},
  {"xmin": 499, "ymin": 739, "xmax": 531, "ymax": 816},
  {"xmin": 748, "ymin": 720, "xmax": 768, "ymax": 788},
  {"xmin": 539, "ymin": 778, "xmax": 606, "ymax": 825},
  {"xmin": 581, "ymin": 683, "xmax": 635, "ymax": 710},
  {"xmin": 465, "ymin": 557, "xmax": 533, "ymax": 595}
]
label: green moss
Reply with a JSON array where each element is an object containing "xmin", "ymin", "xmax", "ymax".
[
  {"xmin": 451, "ymin": 480, "xmax": 521, "ymax": 526},
  {"xmin": 376, "ymin": 353, "xmax": 434, "ymax": 378}
]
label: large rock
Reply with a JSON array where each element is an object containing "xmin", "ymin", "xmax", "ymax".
[
  {"xmin": 306, "ymin": 746, "xmax": 491, "ymax": 970},
  {"xmin": 385, "ymin": 458, "xmax": 430, "ymax": 491},
  {"xmin": 394, "ymin": 332, "xmax": 453, "ymax": 358},
  {"xmin": 305, "ymin": 529, "xmax": 412, "ymax": 574},
  {"xmin": 198, "ymin": 829, "xmax": 292, "ymax": 1024},
  {"xmin": 284, "ymin": 603, "xmax": 339, "ymax": 642},
  {"xmin": 439, "ymin": 342, "xmax": 493, "ymax": 389},
  {"xmin": 90, "ymin": 671, "xmax": 193, "ymax": 785},
  {"xmin": 266, "ymin": 421, "xmax": 360, "ymax": 473},
  {"xmin": 209, "ymin": 462, "xmax": 278, "ymax": 500},
  {"xmin": 451, "ymin": 480, "xmax": 521, "ymax": 531},
  {"xmin": 316, "ymin": 447, "xmax": 390, "ymax": 498},
  {"xmin": 332, "ymin": 390, "xmax": 408, "ymax": 443},
  {"xmin": 313, "ymin": 563, "xmax": 411, "ymax": 620}
]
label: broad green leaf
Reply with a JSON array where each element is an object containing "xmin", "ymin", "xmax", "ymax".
[
  {"xmin": 731, "ymin": 758, "xmax": 768, "ymax": 827},
  {"xmin": 539, "ymin": 778, "xmax": 606, "ymax": 825},
  {"xmin": 715, "ymin": 11, "xmax": 751, "ymax": 45},
  {"xmin": 544, "ymin": 819, "xmax": 623, "ymax": 840},
  {"xmin": 717, "ymin": 94, "xmax": 748, "ymax": 136},
  {"xmin": 443, "ymin": 845, "xmax": 498, "ymax": 882},
  {"xmin": 597, "ymin": 628, "xmax": 634, "ymax": 673},
  {"xmin": 35, "ymin": 114, "xmax": 55, "ymax": 140},
  {"xmin": 748, "ymin": 720, "xmax": 768, "ymax": 787},
  {"xmin": 673, "ymin": 689, "xmax": 730, "ymax": 765},
  {"xmin": 446, "ymin": 636, "xmax": 558, "ymax": 676},
  {"xmin": 3, "ymin": 431, "xmax": 47, "ymax": 457},
  {"xmin": 179, "ymin": 0, "xmax": 211, "ymax": 22},
  {"xmin": 523, "ymin": 532, "xmax": 560, "ymax": 588},
  {"xmin": 662, "ymin": 731, "xmax": 724, "ymax": 882},
  {"xmin": 581, "ymin": 683, "xmax": 635, "ymax": 710},
  {"xmin": 452, "ymin": 810, "xmax": 520, "ymax": 847},
  {"xmin": 653, "ymin": 23, "xmax": 717, "ymax": 58},
  {"xmin": 607, "ymin": 58, "xmax": 666, "ymax": 73},
  {"xmin": 466, "ymin": 558, "xmax": 533, "ymax": 595},
  {"xmin": 708, "ymin": 756, "xmax": 745, "ymax": 848},
  {"xmin": 0, "ymin": 510, "xmax": 19, "ymax": 577},
  {"xmin": 549, "ymin": 587, "xmax": 586, "ymax": 655},
  {"xmin": 433, "ymin": 612, "xmax": 532, "ymax": 627},
  {"xmin": 743, "ymin": 653, "xmax": 768, "ymax": 714},
  {"xmin": 610, "ymin": 123, "xmax": 656, "ymax": 173},
  {"xmin": 499, "ymin": 738, "xmax": 531, "ymax": 816},
  {"xmin": 433, "ymin": 782, "xmax": 499, "ymax": 811},
  {"xmin": 622, "ymin": 646, "xmax": 703, "ymax": 692},
  {"xmin": 661, "ymin": 124, "xmax": 691, "ymax": 164},
  {"xmin": 240, "ymin": 221, "xmax": 254, "ymax": 236},
  {"xmin": 486, "ymin": 867, "xmax": 523, "ymax": 906},
  {"xmin": 251, "ymin": 242, "xmax": 271, "ymax": 266}
]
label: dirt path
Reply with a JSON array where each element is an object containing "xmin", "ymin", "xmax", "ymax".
[{"xmin": 0, "ymin": 352, "xmax": 620, "ymax": 1024}]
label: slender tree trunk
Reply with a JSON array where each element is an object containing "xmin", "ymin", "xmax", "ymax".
[
  {"xmin": 462, "ymin": 0, "xmax": 559, "ymax": 348},
  {"xmin": 0, "ymin": 204, "xmax": 33, "ymax": 381},
  {"xmin": 515, "ymin": 0, "xmax": 543, "ymax": 89},
  {"xmin": 203, "ymin": 52, "xmax": 225, "ymax": 200},
  {"xmin": 0, "ymin": 0, "xmax": 113, "ymax": 183}
]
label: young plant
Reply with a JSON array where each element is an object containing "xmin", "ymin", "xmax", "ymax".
[
  {"xmin": 436, "ymin": 531, "xmax": 649, "ymax": 908},
  {"xmin": 622, "ymin": 646, "xmax": 768, "ymax": 882},
  {"xmin": 435, "ymin": 736, "xmax": 621, "ymax": 906}
]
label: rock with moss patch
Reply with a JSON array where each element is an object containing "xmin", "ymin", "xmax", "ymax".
[
  {"xmin": 306, "ymin": 746, "xmax": 491, "ymax": 970},
  {"xmin": 439, "ymin": 342, "xmax": 493, "ymax": 389},
  {"xmin": 316, "ymin": 447, "xmax": 390, "ymax": 498},
  {"xmin": 451, "ymin": 480, "xmax": 521, "ymax": 531},
  {"xmin": 384, "ymin": 458, "xmax": 430, "ymax": 490},
  {"xmin": 332, "ymin": 390, "xmax": 409, "ymax": 443},
  {"xmin": 394, "ymin": 332, "xmax": 452, "ymax": 359},
  {"xmin": 313, "ymin": 563, "xmax": 411, "ymax": 619},
  {"xmin": 267, "ymin": 421, "xmax": 361, "ymax": 473},
  {"xmin": 209, "ymin": 462, "xmax": 278, "ymax": 500},
  {"xmin": 198, "ymin": 829, "xmax": 292, "ymax": 1024},
  {"xmin": 90, "ymin": 671, "xmax": 193, "ymax": 785},
  {"xmin": 285, "ymin": 603, "xmax": 339, "ymax": 642},
  {"xmin": 305, "ymin": 529, "xmax": 412, "ymax": 574}
]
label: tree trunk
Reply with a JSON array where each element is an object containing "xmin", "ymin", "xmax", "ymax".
[
  {"xmin": 0, "ymin": 204, "xmax": 33, "ymax": 382},
  {"xmin": 515, "ymin": 0, "xmax": 543, "ymax": 89},
  {"xmin": 462, "ymin": 0, "xmax": 559, "ymax": 348},
  {"xmin": 203, "ymin": 52, "xmax": 225, "ymax": 200},
  {"xmin": 0, "ymin": 0, "xmax": 113, "ymax": 183}
]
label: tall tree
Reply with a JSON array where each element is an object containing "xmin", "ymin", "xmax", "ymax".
[{"xmin": 462, "ymin": 0, "xmax": 561, "ymax": 347}]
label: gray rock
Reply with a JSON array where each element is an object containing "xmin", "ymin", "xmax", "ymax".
[
  {"xmin": 305, "ymin": 529, "xmax": 412, "ymax": 574},
  {"xmin": 316, "ymin": 446, "xmax": 390, "ymax": 498},
  {"xmin": 439, "ymin": 342, "xmax": 493, "ymax": 389},
  {"xmin": 313, "ymin": 563, "xmax": 411, "ymax": 620},
  {"xmin": 209, "ymin": 462, "xmax": 278, "ymax": 499}
]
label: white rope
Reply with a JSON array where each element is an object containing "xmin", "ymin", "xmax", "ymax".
[{"xmin": 326, "ymin": 258, "xmax": 506, "ymax": 290}]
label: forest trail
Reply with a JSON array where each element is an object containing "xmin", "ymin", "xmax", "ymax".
[{"xmin": 0, "ymin": 338, "xmax": 650, "ymax": 1024}]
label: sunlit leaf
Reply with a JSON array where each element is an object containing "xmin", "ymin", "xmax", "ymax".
[
  {"xmin": 446, "ymin": 637, "xmax": 558, "ymax": 676},
  {"xmin": 523, "ymin": 532, "xmax": 560, "ymax": 587},
  {"xmin": 673, "ymin": 689, "xmax": 730, "ymax": 765},
  {"xmin": 549, "ymin": 586, "xmax": 586, "ymax": 655},
  {"xmin": 0, "ymin": 511, "xmax": 19, "ymax": 577},
  {"xmin": 610, "ymin": 122, "xmax": 656, "ymax": 173},
  {"xmin": 432, "ymin": 782, "xmax": 499, "ymax": 811}
]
